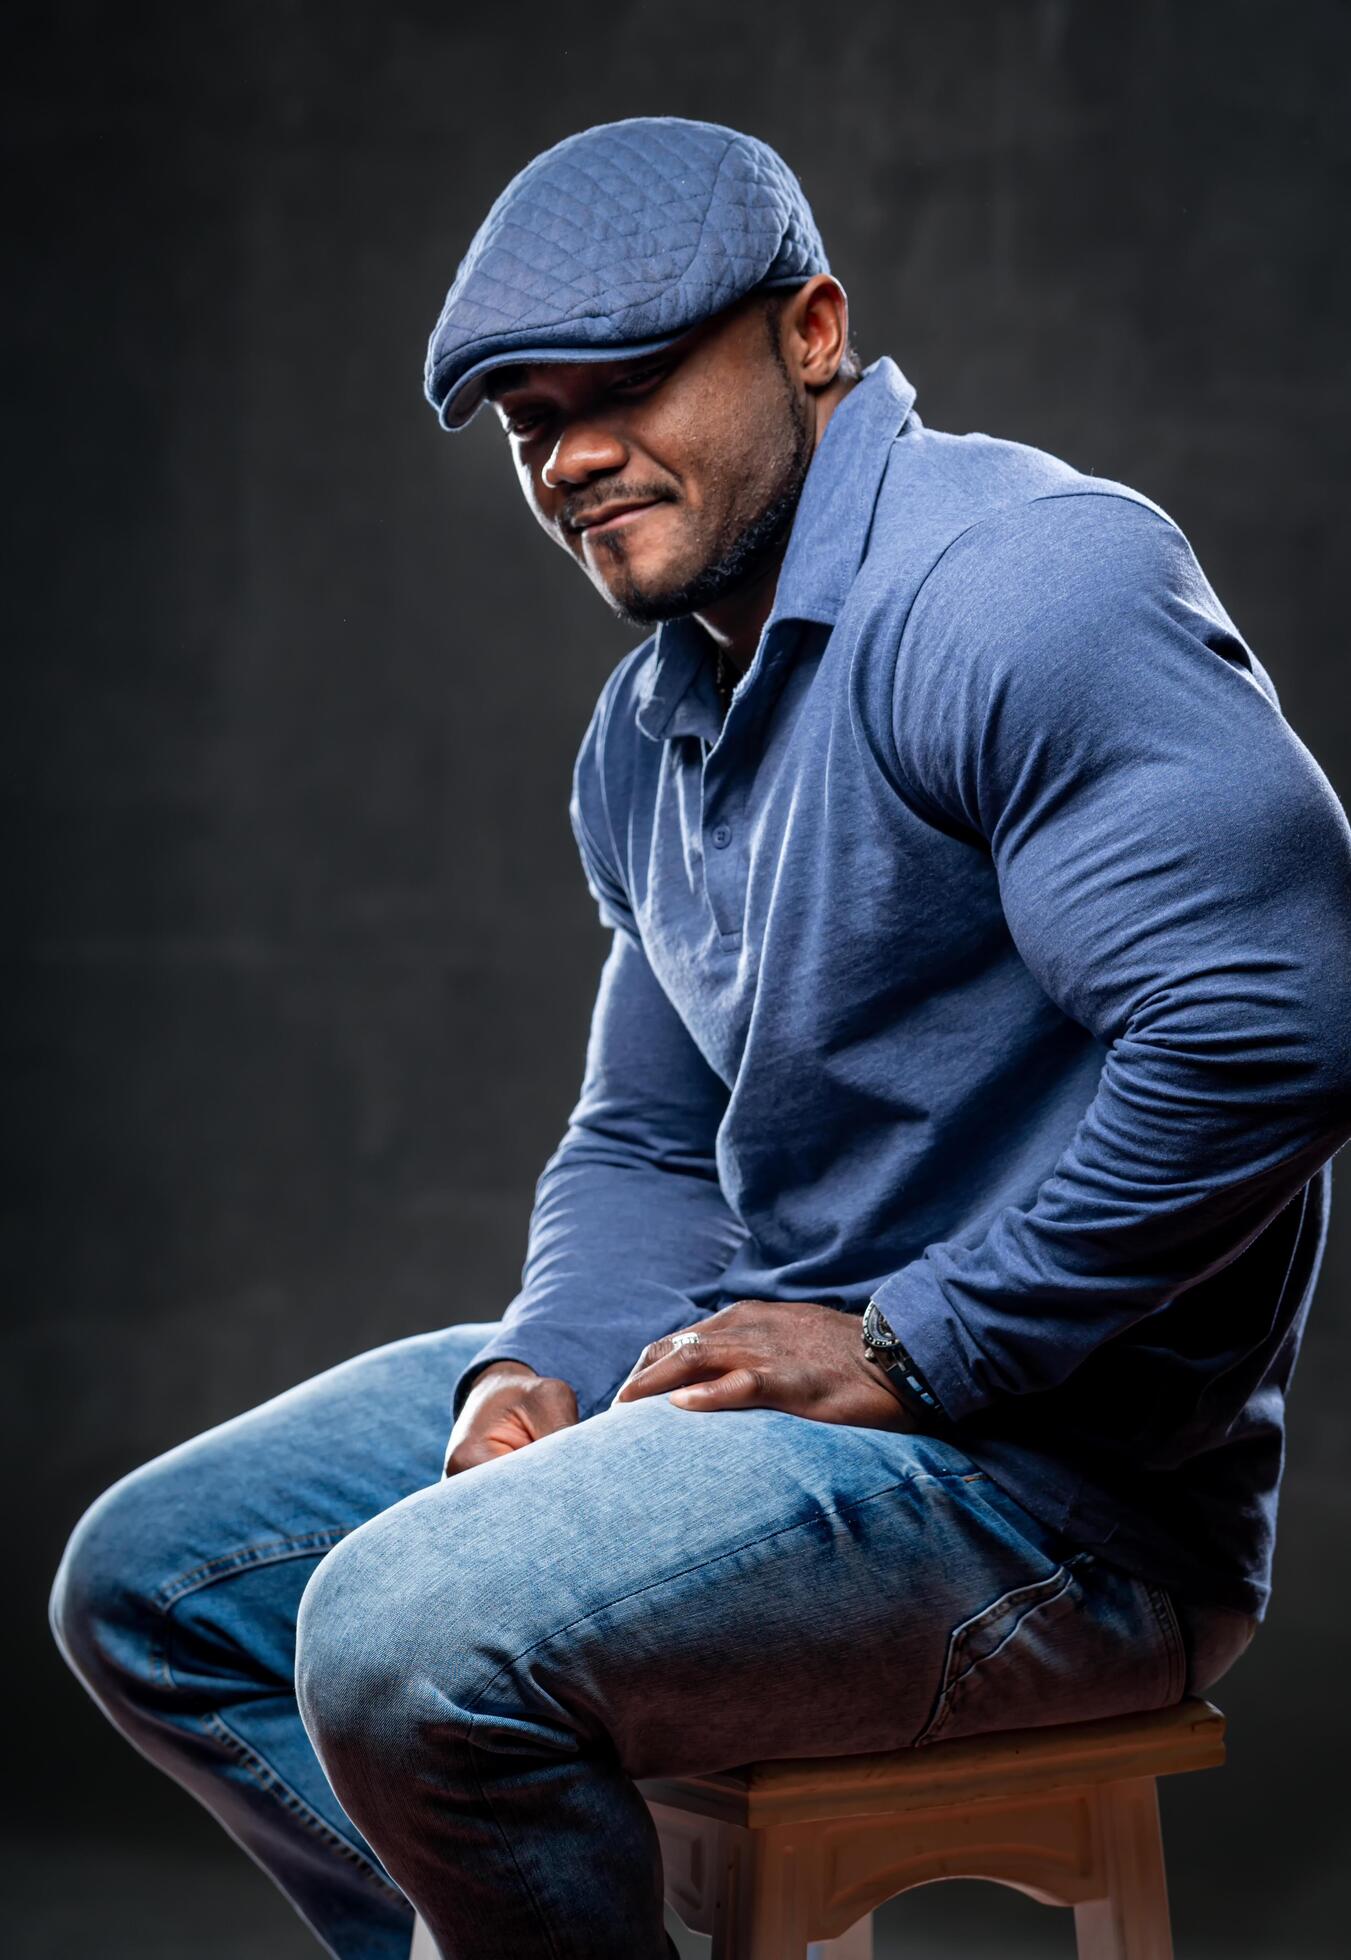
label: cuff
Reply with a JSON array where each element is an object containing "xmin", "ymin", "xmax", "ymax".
[
  {"xmin": 866, "ymin": 1260, "xmax": 998, "ymax": 1425},
  {"xmin": 450, "ymin": 1321, "xmax": 635, "ymax": 1426}
]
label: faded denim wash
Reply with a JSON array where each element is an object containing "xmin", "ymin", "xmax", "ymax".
[{"xmin": 50, "ymin": 1318, "xmax": 1245, "ymax": 1959}]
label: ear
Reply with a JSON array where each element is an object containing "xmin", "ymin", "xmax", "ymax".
[{"xmin": 781, "ymin": 275, "xmax": 851, "ymax": 391}]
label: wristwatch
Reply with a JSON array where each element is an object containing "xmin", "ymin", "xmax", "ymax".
[{"xmin": 861, "ymin": 1299, "xmax": 945, "ymax": 1424}]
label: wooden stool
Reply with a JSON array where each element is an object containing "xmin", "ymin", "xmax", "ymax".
[
  {"xmin": 636, "ymin": 1696, "xmax": 1225, "ymax": 1959},
  {"xmin": 407, "ymin": 1697, "xmax": 1224, "ymax": 1959}
]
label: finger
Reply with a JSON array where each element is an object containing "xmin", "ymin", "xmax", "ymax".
[
  {"xmin": 443, "ymin": 1394, "xmax": 565, "ymax": 1476},
  {"xmin": 613, "ymin": 1332, "xmax": 727, "ymax": 1400},
  {"xmin": 526, "ymin": 1413, "xmax": 580, "ymax": 1446},
  {"xmin": 614, "ymin": 1336, "xmax": 668, "ymax": 1391},
  {"xmin": 444, "ymin": 1435, "xmax": 520, "ymax": 1476},
  {"xmin": 622, "ymin": 1301, "xmax": 763, "ymax": 1376},
  {"xmin": 615, "ymin": 1324, "xmax": 705, "ymax": 1387},
  {"xmin": 669, "ymin": 1365, "xmax": 770, "ymax": 1411}
]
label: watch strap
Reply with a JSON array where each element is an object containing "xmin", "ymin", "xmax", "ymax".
[{"xmin": 862, "ymin": 1301, "xmax": 945, "ymax": 1420}]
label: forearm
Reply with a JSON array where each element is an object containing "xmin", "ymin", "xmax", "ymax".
[
  {"xmin": 451, "ymin": 918, "xmax": 746, "ymax": 1424},
  {"xmin": 874, "ymin": 1023, "xmax": 1351, "ymax": 1423},
  {"xmin": 884, "ymin": 491, "xmax": 1351, "ymax": 1422}
]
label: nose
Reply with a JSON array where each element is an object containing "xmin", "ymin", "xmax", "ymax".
[{"xmin": 541, "ymin": 422, "xmax": 628, "ymax": 491}]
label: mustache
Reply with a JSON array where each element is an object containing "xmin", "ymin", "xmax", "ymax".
[{"xmin": 562, "ymin": 484, "xmax": 678, "ymax": 533}]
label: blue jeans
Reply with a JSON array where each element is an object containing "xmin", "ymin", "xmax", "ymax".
[{"xmin": 49, "ymin": 1318, "xmax": 1256, "ymax": 1960}]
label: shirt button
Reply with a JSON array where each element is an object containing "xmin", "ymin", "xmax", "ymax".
[{"xmin": 711, "ymin": 823, "xmax": 732, "ymax": 849}]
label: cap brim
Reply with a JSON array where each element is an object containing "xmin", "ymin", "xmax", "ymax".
[
  {"xmin": 432, "ymin": 271, "xmax": 820, "ymax": 432},
  {"xmin": 437, "ymin": 328, "xmax": 694, "ymax": 432}
]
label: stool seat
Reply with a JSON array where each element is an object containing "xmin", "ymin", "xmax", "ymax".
[{"xmin": 636, "ymin": 1696, "xmax": 1226, "ymax": 1959}]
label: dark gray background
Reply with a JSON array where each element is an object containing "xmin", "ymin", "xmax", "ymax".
[{"xmin": 6, "ymin": 1, "xmax": 1349, "ymax": 1954}]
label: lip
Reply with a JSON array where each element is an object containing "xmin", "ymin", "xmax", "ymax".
[{"xmin": 573, "ymin": 499, "xmax": 663, "ymax": 537}]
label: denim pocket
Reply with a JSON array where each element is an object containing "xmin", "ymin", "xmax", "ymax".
[{"xmin": 911, "ymin": 1550, "xmax": 1183, "ymax": 1749}]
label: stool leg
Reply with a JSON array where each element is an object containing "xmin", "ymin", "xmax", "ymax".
[
  {"xmin": 705, "ymin": 1825, "xmax": 875, "ymax": 1960},
  {"xmin": 708, "ymin": 1823, "xmax": 805, "ymax": 1960},
  {"xmin": 1074, "ymin": 1777, "xmax": 1174, "ymax": 1960},
  {"xmin": 809, "ymin": 1913, "xmax": 875, "ymax": 1958}
]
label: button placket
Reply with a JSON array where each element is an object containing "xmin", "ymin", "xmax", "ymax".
[
  {"xmin": 702, "ymin": 770, "xmax": 747, "ymax": 938},
  {"xmin": 696, "ymin": 620, "xmax": 798, "ymax": 941}
]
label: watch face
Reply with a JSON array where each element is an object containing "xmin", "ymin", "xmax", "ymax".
[{"xmin": 862, "ymin": 1301, "xmax": 898, "ymax": 1351}]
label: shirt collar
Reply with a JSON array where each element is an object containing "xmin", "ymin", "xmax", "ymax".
[{"xmin": 634, "ymin": 355, "xmax": 918, "ymax": 742}]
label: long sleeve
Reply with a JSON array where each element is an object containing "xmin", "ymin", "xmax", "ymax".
[
  {"xmin": 450, "ymin": 695, "xmax": 746, "ymax": 1425},
  {"xmin": 873, "ymin": 490, "xmax": 1351, "ymax": 1423}
]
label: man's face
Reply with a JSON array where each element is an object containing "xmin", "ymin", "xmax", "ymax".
[{"xmin": 486, "ymin": 293, "xmax": 814, "ymax": 626}]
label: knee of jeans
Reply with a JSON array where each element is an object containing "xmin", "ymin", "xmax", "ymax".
[
  {"xmin": 49, "ymin": 1460, "xmax": 174, "ymax": 1709},
  {"xmin": 295, "ymin": 1503, "xmax": 479, "ymax": 1792}
]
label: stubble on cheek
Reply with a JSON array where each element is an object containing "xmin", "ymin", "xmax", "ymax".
[
  {"xmin": 702, "ymin": 374, "xmax": 804, "ymax": 550},
  {"xmin": 562, "ymin": 358, "xmax": 802, "ymax": 620}
]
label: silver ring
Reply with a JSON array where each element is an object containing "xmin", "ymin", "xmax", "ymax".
[{"xmin": 667, "ymin": 1332, "xmax": 701, "ymax": 1350}]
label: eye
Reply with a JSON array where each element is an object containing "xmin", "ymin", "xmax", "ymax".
[
  {"xmin": 504, "ymin": 407, "xmax": 549, "ymax": 440},
  {"xmin": 610, "ymin": 362, "xmax": 667, "ymax": 397}
]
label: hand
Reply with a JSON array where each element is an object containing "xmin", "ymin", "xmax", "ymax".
[
  {"xmin": 443, "ymin": 1361, "xmax": 579, "ymax": 1477},
  {"xmin": 610, "ymin": 1299, "xmax": 941, "ymax": 1432}
]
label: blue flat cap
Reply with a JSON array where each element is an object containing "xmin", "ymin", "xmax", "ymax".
[{"xmin": 424, "ymin": 116, "xmax": 830, "ymax": 432}]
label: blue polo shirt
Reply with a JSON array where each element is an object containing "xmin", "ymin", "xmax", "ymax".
[{"xmin": 454, "ymin": 356, "xmax": 1351, "ymax": 1619}]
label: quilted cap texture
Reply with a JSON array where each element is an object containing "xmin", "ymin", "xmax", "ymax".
[{"xmin": 424, "ymin": 116, "xmax": 830, "ymax": 432}]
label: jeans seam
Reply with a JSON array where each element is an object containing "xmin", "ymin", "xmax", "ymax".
[
  {"xmin": 154, "ymin": 1527, "xmax": 361, "ymax": 1610},
  {"xmin": 462, "ymin": 1467, "xmax": 979, "ymax": 1718},
  {"xmin": 463, "ymin": 1706, "xmax": 565, "ymax": 1960},
  {"xmin": 152, "ymin": 1624, "xmax": 173, "ymax": 1693},
  {"xmin": 205, "ymin": 1713, "xmax": 407, "ymax": 1907},
  {"xmin": 941, "ymin": 1562, "xmax": 1079, "ymax": 1702},
  {"xmin": 1144, "ymin": 1582, "xmax": 1187, "ymax": 1703},
  {"xmin": 916, "ymin": 1559, "xmax": 1081, "ymax": 1747}
]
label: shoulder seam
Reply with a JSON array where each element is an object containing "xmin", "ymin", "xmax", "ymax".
[{"xmin": 905, "ymin": 487, "xmax": 1181, "ymax": 632}]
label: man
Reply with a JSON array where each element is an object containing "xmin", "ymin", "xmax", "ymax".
[{"xmin": 50, "ymin": 116, "xmax": 1351, "ymax": 1960}]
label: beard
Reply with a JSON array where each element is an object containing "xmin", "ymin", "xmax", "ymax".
[{"xmin": 598, "ymin": 384, "xmax": 815, "ymax": 629}]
